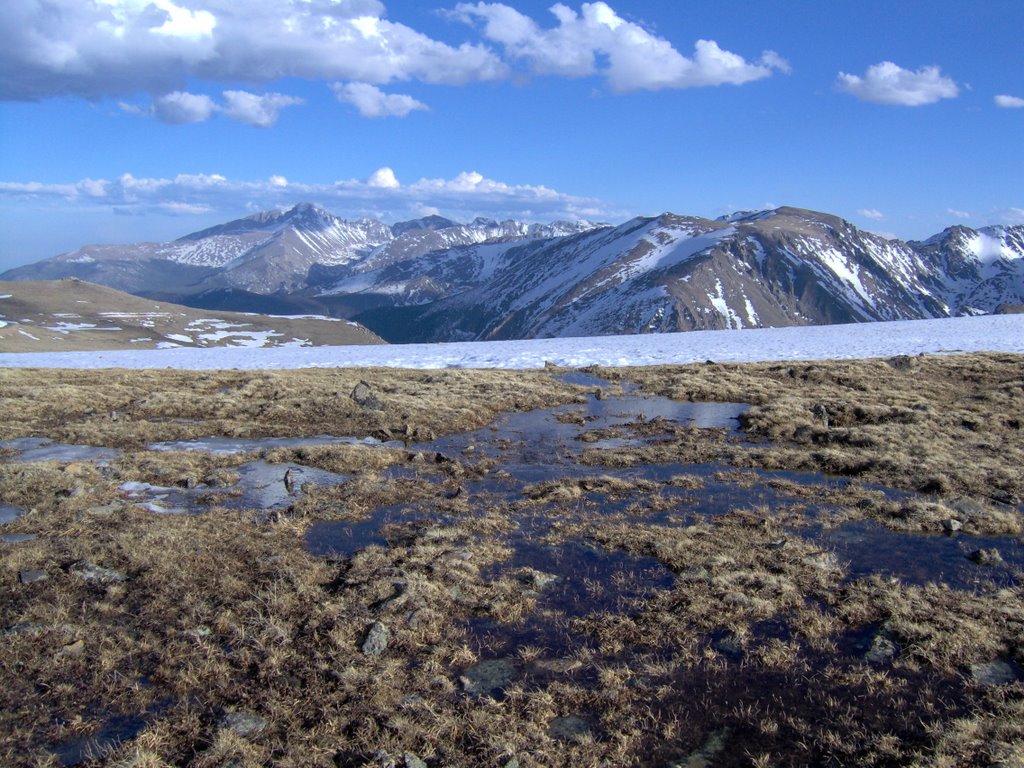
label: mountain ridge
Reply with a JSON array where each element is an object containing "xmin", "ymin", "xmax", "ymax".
[{"xmin": 3, "ymin": 203, "xmax": 1022, "ymax": 343}]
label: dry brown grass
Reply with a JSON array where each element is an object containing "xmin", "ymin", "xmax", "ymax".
[{"xmin": 1, "ymin": 354, "xmax": 1022, "ymax": 767}]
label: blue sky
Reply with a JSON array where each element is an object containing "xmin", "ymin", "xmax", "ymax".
[{"xmin": 1, "ymin": 0, "xmax": 1022, "ymax": 269}]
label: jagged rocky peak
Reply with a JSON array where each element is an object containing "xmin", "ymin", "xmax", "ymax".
[
  {"xmin": 391, "ymin": 215, "xmax": 460, "ymax": 237},
  {"xmin": 176, "ymin": 202, "xmax": 343, "ymax": 241}
]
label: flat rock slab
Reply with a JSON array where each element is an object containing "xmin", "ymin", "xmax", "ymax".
[
  {"xmin": 19, "ymin": 569, "xmax": 48, "ymax": 584},
  {"xmin": 220, "ymin": 711, "xmax": 268, "ymax": 738},
  {"xmin": 970, "ymin": 660, "xmax": 1020, "ymax": 686},
  {"xmin": 71, "ymin": 561, "xmax": 127, "ymax": 583},
  {"xmin": 548, "ymin": 715, "xmax": 592, "ymax": 742},
  {"xmin": 461, "ymin": 658, "xmax": 516, "ymax": 697}
]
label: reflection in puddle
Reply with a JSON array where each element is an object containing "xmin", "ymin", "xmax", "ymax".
[
  {"xmin": 50, "ymin": 714, "xmax": 146, "ymax": 767},
  {"xmin": 815, "ymin": 520, "xmax": 1023, "ymax": 588},
  {"xmin": 0, "ymin": 437, "xmax": 120, "ymax": 464},
  {"xmin": 119, "ymin": 461, "xmax": 350, "ymax": 515},
  {"xmin": 1, "ymin": 503, "xmax": 24, "ymax": 525},
  {"xmin": 470, "ymin": 541, "xmax": 674, "ymax": 661},
  {"xmin": 148, "ymin": 434, "xmax": 400, "ymax": 454}
]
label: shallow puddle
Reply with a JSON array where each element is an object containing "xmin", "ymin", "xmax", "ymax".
[
  {"xmin": 148, "ymin": 434, "xmax": 400, "ymax": 454},
  {"xmin": 0, "ymin": 437, "xmax": 120, "ymax": 464},
  {"xmin": 815, "ymin": 519, "xmax": 1023, "ymax": 588},
  {"xmin": 118, "ymin": 461, "xmax": 350, "ymax": 515},
  {"xmin": 0, "ymin": 503, "xmax": 24, "ymax": 525}
]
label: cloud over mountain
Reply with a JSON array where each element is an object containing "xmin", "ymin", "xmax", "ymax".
[{"xmin": 0, "ymin": 168, "xmax": 618, "ymax": 223}]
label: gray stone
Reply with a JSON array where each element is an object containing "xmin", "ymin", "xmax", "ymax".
[
  {"xmin": 548, "ymin": 715, "xmax": 591, "ymax": 742},
  {"xmin": 19, "ymin": 569, "xmax": 48, "ymax": 584},
  {"xmin": 942, "ymin": 518, "xmax": 963, "ymax": 533},
  {"xmin": 865, "ymin": 635, "xmax": 898, "ymax": 664},
  {"xmin": 403, "ymin": 753, "xmax": 427, "ymax": 768},
  {"xmin": 351, "ymin": 381, "xmax": 383, "ymax": 410},
  {"xmin": 71, "ymin": 561, "xmax": 127, "ymax": 583},
  {"xmin": 219, "ymin": 711, "xmax": 268, "ymax": 738},
  {"xmin": 461, "ymin": 658, "xmax": 516, "ymax": 697},
  {"xmin": 362, "ymin": 621, "xmax": 391, "ymax": 656},
  {"xmin": 970, "ymin": 661, "xmax": 1019, "ymax": 686},
  {"xmin": 968, "ymin": 548, "xmax": 1004, "ymax": 566}
]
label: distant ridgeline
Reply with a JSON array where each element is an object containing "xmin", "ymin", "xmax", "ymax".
[{"xmin": 3, "ymin": 203, "xmax": 1022, "ymax": 343}]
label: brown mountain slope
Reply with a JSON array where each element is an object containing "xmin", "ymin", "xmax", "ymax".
[{"xmin": 0, "ymin": 279, "xmax": 383, "ymax": 352}]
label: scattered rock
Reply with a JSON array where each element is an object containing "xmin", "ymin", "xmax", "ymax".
[
  {"xmin": 403, "ymin": 754, "xmax": 427, "ymax": 768},
  {"xmin": 362, "ymin": 621, "xmax": 391, "ymax": 656},
  {"xmin": 712, "ymin": 634, "xmax": 744, "ymax": 659},
  {"xmin": 548, "ymin": 715, "xmax": 591, "ymax": 742},
  {"xmin": 887, "ymin": 355, "xmax": 915, "ymax": 371},
  {"xmin": 970, "ymin": 660, "xmax": 1019, "ymax": 686},
  {"xmin": 864, "ymin": 634, "xmax": 898, "ymax": 664},
  {"xmin": 461, "ymin": 658, "xmax": 516, "ymax": 697},
  {"xmin": 19, "ymin": 569, "xmax": 48, "ymax": 584},
  {"xmin": 811, "ymin": 403, "xmax": 830, "ymax": 429},
  {"xmin": 990, "ymin": 489, "xmax": 1022, "ymax": 506},
  {"xmin": 351, "ymin": 381, "xmax": 383, "ymax": 410},
  {"xmin": 58, "ymin": 639, "xmax": 85, "ymax": 658},
  {"xmin": 219, "ymin": 711, "xmax": 268, "ymax": 738},
  {"xmin": 968, "ymin": 548, "xmax": 1004, "ymax": 566},
  {"xmin": 942, "ymin": 518, "xmax": 963, "ymax": 533},
  {"xmin": 70, "ymin": 561, "xmax": 126, "ymax": 583}
]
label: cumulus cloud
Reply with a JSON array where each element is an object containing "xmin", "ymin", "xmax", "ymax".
[
  {"xmin": 0, "ymin": 0, "xmax": 506, "ymax": 102},
  {"xmin": 0, "ymin": 168, "xmax": 622, "ymax": 223},
  {"xmin": 995, "ymin": 94, "xmax": 1024, "ymax": 108},
  {"xmin": 858, "ymin": 208, "xmax": 884, "ymax": 220},
  {"xmin": 122, "ymin": 89, "xmax": 303, "ymax": 126},
  {"xmin": 451, "ymin": 2, "xmax": 788, "ymax": 91},
  {"xmin": 332, "ymin": 82, "xmax": 428, "ymax": 118},
  {"xmin": 837, "ymin": 62, "xmax": 959, "ymax": 106},
  {"xmin": 153, "ymin": 91, "xmax": 217, "ymax": 124},
  {"xmin": 221, "ymin": 90, "xmax": 303, "ymax": 127},
  {"xmin": 946, "ymin": 208, "xmax": 970, "ymax": 219}
]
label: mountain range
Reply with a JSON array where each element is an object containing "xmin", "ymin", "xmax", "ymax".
[{"xmin": 3, "ymin": 203, "xmax": 1022, "ymax": 343}]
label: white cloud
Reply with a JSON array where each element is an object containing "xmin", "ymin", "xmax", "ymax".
[
  {"xmin": 858, "ymin": 208, "xmax": 884, "ymax": 220},
  {"xmin": 837, "ymin": 61, "xmax": 959, "ymax": 106},
  {"xmin": 332, "ymin": 82, "xmax": 428, "ymax": 118},
  {"xmin": 999, "ymin": 207, "xmax": 1024, "ymax": 225},
  {"xmin": 122, "ymin": 89, "xmax": 303, "ymax": 126},
  {"xmin": 154, "ymin": 91, "xmax": 217, "ymax": 124},
  {"xmin": 367, "ymin": 167, "xmax": 401, "ymax": 189},
  {"xmin": 995, "ymin": 94, "xmax": 1024, "ymax": 108},
  {"xmin": 946, "ymin": 208, "xmax": 970, "ymax": 219},
  {"xmin": 0, "ymin": 168, "xmax": 624, "ymax": 223},
  {"xmin": 221, "ymin": 90, "xmax": 303, "ymax": 127},
  {"xmin": 0, "ymin": 0, "xmax": 506, "ymax": 101},
  {"xmin": 452, "ymin": 2, "xmax": 788, "ymax": 91}
]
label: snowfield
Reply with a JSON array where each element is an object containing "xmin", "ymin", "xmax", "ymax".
[{"xmin": 0, "ymin": 315, "xmax": 1021, "ymax": 371}]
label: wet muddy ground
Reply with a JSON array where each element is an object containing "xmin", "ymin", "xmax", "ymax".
[{"xmin": 1, "ymin": 359, "xmax": 1023, "ymax": 766}]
